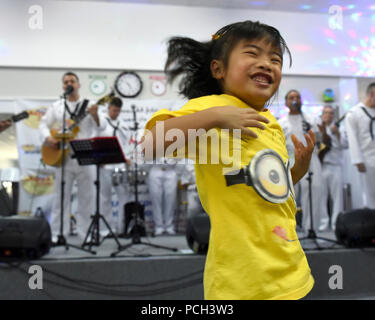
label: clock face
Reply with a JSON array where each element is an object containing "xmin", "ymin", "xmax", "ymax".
[
  {"xmin": 151, "ymin": 80, "xmax": 166, "ymax": 96},
  {"xmin": 115, "ymin": 71, "xmax": 143, "ymax": 98},
  {"xmin": 89, "ymin": 79, "xmax": 106, "ymax": 96}
]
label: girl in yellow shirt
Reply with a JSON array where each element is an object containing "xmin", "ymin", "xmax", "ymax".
[{"xmin": 143, "ymin": 20, "xmax": 316, "ymax": 300}]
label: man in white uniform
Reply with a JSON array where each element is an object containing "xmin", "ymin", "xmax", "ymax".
[
  {"xmin": 318, "ymin": 106, "xmax": 348, "ymax": 231},
  {"xmin": 39, "ymin": 72, "xmax": 107, "ymax": 242},
  {"xmin": 147, "ymin": 159, "xmax": 179, "ymax": 236},
  {"xmin": 97, "ymin": 97, "xmax": 131, "ymax": 236},
  {"xmin": 345, "ymin": 83, "xmax": 375, "ymax": 209},
  {"xmin": 279, "ymin": 90, "xmax": 327, "ymax": 233}
]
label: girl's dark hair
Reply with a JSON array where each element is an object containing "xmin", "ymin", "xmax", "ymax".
[{"xmin": 165, "ymin": 20, "xmax": 292, "ymax": 100}]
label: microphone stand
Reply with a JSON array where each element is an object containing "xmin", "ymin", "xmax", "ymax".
[
  {"xmin": 111, "ymin": 105, "xmax": 177, "ymax": 257},
  {"xmin": 52, "ymin": 92, "xmax": 92, "ymax": 254}
]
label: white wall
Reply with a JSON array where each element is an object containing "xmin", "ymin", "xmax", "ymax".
[
  {"xmin": 0, "ymin": 66, "xmax": 343, "ymax": 113},
  {"xmin": 1, "ymin": 0, "xmax": 375, "ymax": 76}
]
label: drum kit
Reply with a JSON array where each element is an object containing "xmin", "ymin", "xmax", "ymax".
[{"xmin": 111, "ymin": 164, "xmax": 148, "ymax": 187}]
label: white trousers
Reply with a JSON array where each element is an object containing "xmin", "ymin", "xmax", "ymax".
[
  {"xmin": 51, "ymin": 157, "xmax": 95, "ymax": 240},
  {"xmin": 320, "ymin": 163, "xmax": 344, "ymax": 231},
  {"xmin": 147, "ymin": 166, "xmax": 178, "ymax": 231},
  {"xmin": 361, "ymin": 164, "xmax": 375, "ymax": 209},
  {"xmin": 99, "ymin": 168, "xmax": 131, "ymax": 234}
]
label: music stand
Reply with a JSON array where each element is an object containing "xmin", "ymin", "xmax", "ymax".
[{"xmin": 70, "ymin": 136, "xmax": 124, "ymax": 254}]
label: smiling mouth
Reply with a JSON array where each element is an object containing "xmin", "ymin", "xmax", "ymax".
[{"xmin": 251, "ymin": 73, "xmax": 273, "ymax": 85}]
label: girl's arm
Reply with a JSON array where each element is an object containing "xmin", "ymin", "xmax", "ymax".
[{"xmin": 142, "ymin": 106, "xmax": 270, "ymax": 159}]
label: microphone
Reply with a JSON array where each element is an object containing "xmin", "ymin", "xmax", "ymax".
[
  {"xmin": 302, "ymin": 120, "xmax": 311, "ymax": 133},
  {"xmin": 291, "ymin": 100, "xmax": 300, "ymax": 110},
  {"xmin": 335, "ymin": 113, "xmax": 346, "ymax": 127},
  {"xmin": 64, "ymin": 85, "xmax": 74, "ymax": 96}
]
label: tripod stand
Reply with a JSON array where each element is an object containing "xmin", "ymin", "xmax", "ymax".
[
  {"xmin": 298, "ymin": 170, "xmax": 339, "ymax": 250},
  {"xmin": 111, "ymin": 105, "xmax": 177, "ymax": 257},
  {"xmin": 70, "ymin": 137, "xmax": 124, "ymax": 254},
  {"xmin": 52, "ymin": 92, "xmax": 92, "ymax": 254}
]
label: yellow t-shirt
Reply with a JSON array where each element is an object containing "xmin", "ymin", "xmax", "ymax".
[{"xmin": 145, "ymin": 94, "xmax": 314, "ymax": 300}]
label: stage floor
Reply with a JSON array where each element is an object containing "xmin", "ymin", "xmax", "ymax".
[
  {"xmin": 46, "ymin": 233, "xmax": 194, "ymax": 260},
  {"xmin": 2, "ymin": 230, "xmax": 375, "ymax": 300},
  {"xmin": 44, "ymin": 229, "xmax": 342, "ymax": 260}
]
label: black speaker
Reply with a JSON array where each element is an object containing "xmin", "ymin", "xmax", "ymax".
[
  {"xmin": 123, "ymin": 201, "xmax": 146, "ymax": 238},
  {"xmin": 186, "ymin": 212, "xmax": 210, "ymax": 254},
  {"xmin": 0, "ymin": 187, "xmax": 12, "ymax": 216},
  {"xmin": 335, "ymin": 208, "xmax": 375, "ymax": 247},
  {"xmin": 0, "ymin": 215, "xmax": 52, "ymax": 259}
]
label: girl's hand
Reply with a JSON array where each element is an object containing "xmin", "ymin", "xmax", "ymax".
[
  {"xmin": 213, "ymin": 106, "xmax": 270, "ymax": 138},
  {"xmin": 290, "ymin": 129, "xmax": 316, "ymax": 184}
]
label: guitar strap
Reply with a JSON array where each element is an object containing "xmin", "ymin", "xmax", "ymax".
[
  {"xmin": 74, "ymin": 99, "xmax": 89, "ymax": 122},
  {"xmin": 361, "ymin": 106, "xmax": 375, "ymax": 141},
  {"xmin": 66, "ymin": 99, "xmax": 89, "ymax": 122},
  {"xmin": 106, "ymin": 117, "xmax": 119, "ymax": 136}
]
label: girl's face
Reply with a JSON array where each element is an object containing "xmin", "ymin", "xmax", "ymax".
[{"xmin": 213, "ymin": 38, "xmax": 282, "ymax": 111}]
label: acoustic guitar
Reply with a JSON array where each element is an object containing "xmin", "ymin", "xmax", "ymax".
[{"xmin": 41, "ymin": 92, "xmax": 115, "ymax": 167}]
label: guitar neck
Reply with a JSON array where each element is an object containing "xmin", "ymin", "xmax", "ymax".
[{"xmin": 7, "ymin": 111, "xmax": 29, "ymax": 123}]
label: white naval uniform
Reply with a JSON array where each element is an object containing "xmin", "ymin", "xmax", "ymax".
[
  {"xmin": 345, "ymin": 103, "xmax": 375, "ymax": 209},
  {"xmin": 279, "ymin": 112, "xmax": 327, "ymax": 232},
  {"xmin": 319, "ymin": 122, "xmax": 348, "ymax": 231},
  {"xmin": 147, "ymin": 159, "xmax": 179, "ymax": 234},
  {"xmin": 97, "ymin": 115, "xmax": 131, "ymax": 235},
  {"xmin": 180, "ymin": 162, "xmax": 203, "ymax": 217},
  {"xmin": 39, "ymin": 98, "xmax": 107, "ymax": 241}
]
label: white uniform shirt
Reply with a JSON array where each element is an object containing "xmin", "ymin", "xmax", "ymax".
[
  {"xmin": 39, "ymin": 98, "xmax": 106, "ymax": 143},
  {"xmin": 97, "ymin": 114, "xmax": 131, "ymax": 169},
  {"xmin": 345, "ymin": 102, "xmax": 375, "ymax": 166},
  {"xmin": 278, "ymin": 112, "xmax": 320, "ymax": 168},
  {"xmin": 319, "ymin": 120, "xmax": 348, "ymax": 165}
]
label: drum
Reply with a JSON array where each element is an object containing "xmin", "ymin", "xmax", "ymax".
[
  {"xmin": 111, "ymin": 168, "xmax": 126, "ymax": 186},
  {"xmin": 126, "ymin": 167, "xmax": 148, "ymax": 185},
  {"xmin": 112, "ymin": 166, "xmax": 148, "ymax": 186}
]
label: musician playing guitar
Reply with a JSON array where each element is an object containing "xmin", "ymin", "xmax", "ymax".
[{"xmin": 39, "ymin": 72, "xmax": 107, "ymax": 242}]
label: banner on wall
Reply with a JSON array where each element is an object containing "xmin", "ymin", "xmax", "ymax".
[{"xmin": 15, "ymin": 99, "xmax": 56, "ymax": 218}]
